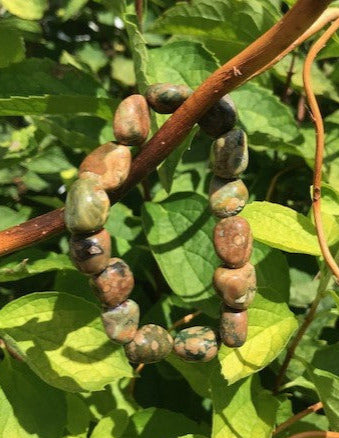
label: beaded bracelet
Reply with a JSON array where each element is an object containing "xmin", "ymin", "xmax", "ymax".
[{"xmin": 64, "ymin": 83, "xmax": 256, "ymax": 365}]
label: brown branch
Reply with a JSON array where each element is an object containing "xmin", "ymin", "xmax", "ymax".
[
  {"xmin": 273, "ymin": 402, "xmax": 323, "ymax": 435},
  {"xmin": 135, "ymin": 0, "xmax": 143, "ymax": 32},
  {"xmin": 265, "ymin": 165, "xmax": 299, "ymax": 202},
  {"xmin": 168, "ymin": 310, "xmax": 201, "ymax": 332},
  {"xmin": 288, "ymin": 432, "xmax": 339, "ymax": 438},
  {"xmin": 0, "ymin": 0, "xmax": 333, "ymax": 257},
  {"xmin": 282, "ymin": 53, "xmax": 296, "ymax": 103},
  {"xmin": 303, "ymin": 17, "xmax": 339, "ymax": 282}
]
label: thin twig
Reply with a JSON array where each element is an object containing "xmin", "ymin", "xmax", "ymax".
[
  {"xmin": 273, "ymin": 402, "xmax": 323, "ymax": 435},
  {"xmin": 265, "ymin": 165, "xmax": 299, "ymax": 202},
  {"xmin": 0, "ymin": 0, "xmax": 333, "ymax": 257},
  {"xmin": 135, "ymin": 0, "xmax": 143, "ymax": 32},
  {"xmin": 282, "ymin": 53, "xmax": 296, "ymax": 103},
  {"xmin": 168, "ymin": 310, "xmax": 202, "ymax": 332},
  {"xmin": 288, "ymin": 432, "xmax": 339, "ymax": 438},
  {"xmin": 297, "ymin": 94, "xmax": 307, "ymax": 124},
  {"xmin": 303, "ymin": 17, "xmax": 339, "ymax": 282}
]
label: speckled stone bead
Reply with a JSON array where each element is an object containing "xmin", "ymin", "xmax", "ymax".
[
  {"xmin": 209, "ymin": 177, "xmax": 249, "ymax": 218},
  {"xmin": 198, "ymin": 94, "xmax": 237, "ymax": 138},
  {"xmin": 113, "ymin": 94, "xmax": 150, "ymax": 147},
  {"xmin": 211, "ymin": 129, "xmax": 248, "ymax": 178},
  {"xmin": 69, "ymin": 228, "xmax": 111, "ymax": 275},
  {"xmin": 145, "ymin": 83, "xmax": 193, "ymax": 114},
  {"xmin": 79, "ymin": 142, "xmax": 132, "ymax": 192},
  {"xmin": 124, "ymin": 324, "xmax": 173, "ymax": 364},
  {"xmin": 220, "ymin": 305, "xmax": 248, "ymax": 348},
  {"xmin": 213, "ymin": 216, "xmax": 252, "ymax": 268},
  {"xmin": 65, "ymin": 178, "xmax": 110, "ymax": 234},
  {"xmin": 91, "ymin": 258, "xmax": 134, "ymax": 307},
  {"xmin": 214, "ymin": 263, "xmax": 256, "ymax": 310},
  {"xmin": 101, "ymin": 299, "xmax": 140, "ymax": 345},
  {"xmin": 173, "ymin": 326, "xmax": 218, "ymax": 362}
]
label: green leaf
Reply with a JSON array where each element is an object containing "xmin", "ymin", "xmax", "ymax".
[
  {"xmin": 106, "ymin": 203, "xmax": 142, "ymax": 242},
  {"xmin": 111, "ymin": 56, "xmax": 136, "ymax": 87},
  {"xmin": 0, "ymin": 58, "xmax": 115, "ymax": 118},
  {"xmin": 0, "ymin": 206, "xmax": 31, "ymax": 231},
  {"xmin": 1, "ymin": 0, "xmax": 48, "ymax": 20},
  {"xmin": 24, "ymin": 145, "xmax": 73, "ymax": 174},
  {"xmin": 0, "ymin": 249, "xmax": 75, "ymax": 282},
  {"xmin": 0, "ymin": 292, "xmax": 133, "ymax": 392},
  {"xmin": 65, "ymin": 393, "xmax": 91, "ymax": 436},
  {"xmin": 0, "ymin": 28, "xmax": 25, "ymax": 68},
  {"xmin": 211, "ymin": 373, "xmax": 279, "ymax": 438},
  {"xmin": 61, "ymin": 0, "xmax": 90, "ymax": 21},
  {"xmin": 76, "ymin": 42, "xmax": 108, "ymax": 74},
  {"xmin": 318, "ymin": 182, "xmax": 339, "ymax": 216},
  {"xmin": 91, "ymin": 409, "xmax": 129, "ymax": 438},
  {"xmin": 0, "ymin": 353, "xmax": 66, "ymax": 438},
  {"xmin": 240, "ymin": 201, "xmax": 321, "ymax": 255}
]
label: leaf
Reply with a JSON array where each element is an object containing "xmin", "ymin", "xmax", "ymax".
[
  {"xmin": 111, "ymin": 56, "xmax": 136, "ymax": 87},
  {"xmin": 0, "ymin": 58, "xmax": 115, "ymax": 118},
  {"xmin": 0, "ymin": 353, "xmax": 66, "ymax": 438},
  {"xmin": 91, "ymin": 409, "xmax": 129, "ymax": 438},
  {"xmin": 211, "ymin": 373, "xmax": 279, "ymax": 438},
  {"xmin": 218, "ymin": 288, "xmax": 297, "ymax": 384},
  {"xmin": 0, "ymin": 28, "xmax": 25, "ymax": 68},
  {"xmin": 76, "ymin": 42, "xmax": 108, "ymax": 74},
  {"xmin": 0, "ymin": 249, "xmax": 75, "ymax": 282},
  {"xmin": 65, "ymin": 393, "xmax": 91, "ymax": 436},
  {"xmin": 105, "ymin": 203, "xmax": 142, "ymax": 242},
  {"xmin": 289, "ymin": 268, "xmax": 319, "ymax": 308},
  {"xmin": 24, "ymin": 145, "xmax": 73, "ymax": 174},
  {"xmin": 318, "ymin": 182, "xmax": 339, "ymax": 216},
  {"xmin": 240, "ymin": 201, "xmax": 321, "ymax": 255},
  {"xmin": 62, "ymin": 0, "xmax": 90, "ymax": 21},
  {"xmin": 0, "ymin": 206, "xmax": 31, "ymax": 231},
  {"xmin": 1, "ymin": 0, "xmax": 48, "ymax": 20},
  {"xmin": 0, "ymin": 292, "xmax": 133, "ymax": 392}
]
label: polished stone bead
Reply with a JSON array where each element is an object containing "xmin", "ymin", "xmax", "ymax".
[
  {"xmin": 214, "ymin": 263, "xmax": 256, "ymax": 310},
  {"xmin": 145, "ymin": 83, "xmax": 193, "ymax": 114},
  {"xmin": 124, "ymin": 324, "xmax": 173, "ymax": 364},
  {"xmin": 173, "ymin": 326, "xmax": 218, "ymax": 362},
  {"xmin": 211, "ymin": 129, "xmax": 248, "ymax": 178},
  {"xmin": 209, "ymin": 177, "xmax": 249, "ymax": 218},
  {"xmin": 198, "ymin": 94, "xmax": 237, "ymax": 138},
  {"xmin": 101, "ymin": 299, "xmax": 140, "ymax": 345},
  {"xmin": 69, "ymin": 228, "xmax": 111, "ymax": 275},
  {"xmin": 220, "ymin": 305, "xmax": 248, "ymax": 348},
  {"xmin": 65, "ymin": 178, "xmax": 110, "ymax": 234},
  {"xmin": 213, "ymin": 216, "xmax": 253, "ymax": 268},
  {"xmin": 79, "ymin": 142, "xmax": 132, "ymax": 192},
  {"xmin": 113, "ymin": 94, "xmax": 150, "ymax": 147},
  {"xmin": 91, "ymin": 258, "xmax": 134, "ymax": 307}
]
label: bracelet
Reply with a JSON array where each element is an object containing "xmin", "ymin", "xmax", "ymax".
[{"xmin": 64, "ymin": 83, "xmax": 255, "ymax": 365}]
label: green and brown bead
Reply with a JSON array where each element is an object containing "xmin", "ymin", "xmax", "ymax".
[
  {"xmin": 214, "ymin": 263, "xmax": 256, "ymax": 310},
  {"xmin": 69, "ymin": 228, "xmax": 111, "ymax": 275},
  {"xmin": 213, "ymin": 216, "xmax": 253, "ymax": 268},
  {"xmin": 91, "ymin": 258, "xmax": 134, "ymax": 307},
  {"xmin": 173, "ymin": 326, "xmax": 218, "ymax": 362},
  {"xmin": 79, "ymin": 142, "xmax": 132, "ymax": 192},
  {"xmin": 198, "ymin": 94, "xmax": 237, "ymax": 138},
  {"xmin": 211, "ymin": 129, "xmax": 248, "ymax": 178},
  {"xmin": 65, "ymin": 177, "xmax": 110, "ymax": 234},
  {"xmin": 101, "ymin": 299, "xmax": 140, "ymax": 344},
  {"xmin": 145, "ymin": 83, "xmax": 193, "ymax": 114},
  {"xmin": 209, "ymin": 177, "xmax": 249, "ymax": 218},
  {"xmin": 220, "ymin": 305, "xmax": 248, "ymax": 348},
  {"xmin": 113, "ymin": 94, "xmax": 150, "ymax": 147},
  {"xmin": 124, "ymin": 324, "xmax": 173, "ymax": 364}
]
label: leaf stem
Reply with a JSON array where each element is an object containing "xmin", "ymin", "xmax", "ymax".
[
  {"xmin": 287, "ymin": 432, "xmax": 339, "ymax": 438},
  {"xmin": 273, "ymin": 402, "xmax": 323, "ymax": 435}
]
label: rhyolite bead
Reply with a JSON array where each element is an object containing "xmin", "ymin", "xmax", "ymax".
[
  {"xmin": 65, "ymin": 178, "xmax": 110, "ymax": 234},
  {"xmin": 69, "ymin": 228, "xmax": 111, "ymax": 275},
  {"xmin": 213, "ymin": 216, "xmax": 253, "ymax": 268},
  {"xmin": 124, "ymin": 324, "xmax": 173, "ymax": 364},
  {"xmin": 209, "ymin": 177, "xmax": 249, "ymax": 218},
  {"xmin": 113, "ymin": 94, "xmax": 150, "ymax": 147},
  {"xmin": 79, "ymin": 142, "xmax": 131, "ymax": 192},
  {"xmin": 220, "ymin": 305, "xmax": 248, "ymax": 348},
  {"xmin": 214, "ymin": 263, "xmax": 256, "ymax": 310},
  {"xmin": 198, "ymin": 94, "xmax": 237, "ymax": 138},
  {"xmin": 211, "ymin": 129, "xmax": 248, "ymax": 178},
  {"xmin": 91, "ymin": 258, "xmax": 134, "ymax": 307},
  {"xmin": 145, "ymin": 83, "xmax": 193, "ymax": 114},
  {"xmin": 101, "ymin": 299, "xmax": 140, "ymax": 344},
  {"xmin": 173, "ymin": 326, "xmax": 218, "ymax": 363}
]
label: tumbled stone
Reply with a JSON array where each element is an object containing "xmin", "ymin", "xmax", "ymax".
[
  {"xmin": 220, "ymin": 305, "xmax": 248, "ymax": 348},
  {"xmin": 209, "ymin": 177, "xmax": 249, "ymax": 218},
  {"xmin": 65, "ymin": 178, "xmax": 110, "ymax": 234},
  {"xmin": 124, "ymin": 324, "xmax": 173, "ymax": 364},
  {"xmin": 69, "ymin": 228, "xmax": 111, "ymax": 275},
  {"xmin": 198, "ymin": 94, "xmax": 237, "ymax": 138},
  {"xmin": 213, "ymin": 216, "xmax": 252, "ymax": 268},
  {"xmin": 79, "ymin": 142, "xmax": 132, "ymax": 192},
  {"xmin": 91, "ymin": 258, "xmax": 134, "ymax": 307},
  {"xmin": 214, "ymin": 263, "xmax": 256, "ymax": 310},
  {"xmin": 211, "ymin": 129, "xmax": 248, "ymax": 178},
  {"xmin": 113, "ymin": 94, "xmax": 150, "ymax": 147},
  {"xmin": 173, "ymin": 326, "xmax": 218, "ymax": 362},
  {"xmin": 145, "ymin": 83, "xmax": 193, "ymax": 114},
  {"xmin": 101, "ymin": 299, "xmax": 140, "ymax": 344}
]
